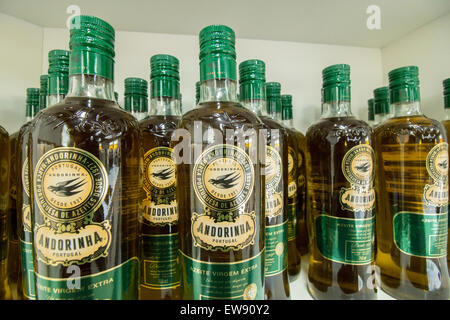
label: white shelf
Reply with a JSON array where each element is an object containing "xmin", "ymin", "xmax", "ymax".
[{"xmin": 290, "ymin": 255, "xmax": 395, "ymax": 300}]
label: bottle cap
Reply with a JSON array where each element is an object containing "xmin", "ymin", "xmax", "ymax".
[{"xmin": 388, "ymin": 66, "xmax": 420, "ymax": 103}]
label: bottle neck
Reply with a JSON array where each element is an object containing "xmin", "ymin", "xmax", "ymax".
[
  {"xmin": 67, "ymin": 74, "xmax": 115, "ymax": 100},
  {"xmin": 149, "ymin": 96, "xmax": 181, "ymax": 116},
  {"xmin": 199, "ymin": 79, "xmax": 238, "ymax": 104},
  {"xmin": 391, "ymin": 101, "xmax": 422, "ymax": 118},
  {"xmin": 239, "ymin": 81, "xmax": 266, "ymax": 116},
  {"xmin": 266, "ymin": 97, "xmax": 282, "ymax": 122},
  {"xmin": 282, "ymin": 119, "xmax": 294, "ymax": 128},
  {"xmin": 321, "ymin": 101, "xmax": 353, "ymax": 118},
  {"xmin": 48, "ymin": 94, "xmax": 66, "ymax": 107},
  {"xmin": 375, "ymin": 113, "xmax": 385, "ymax": 124}
]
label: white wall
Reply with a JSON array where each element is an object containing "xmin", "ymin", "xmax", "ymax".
[
  {"xmin": 41, "ymin": 27, "xmax": 383, "ymax": 133},
  {"xmin": 0, "ymin": 13, "xmax": 43, "ymax": 134},
  {"xmin": 0, "ymin": 13, "xmax": 384, "ymax": 134},
  {"xmin": 381, "ymin": 12, "xmax": 450, "ymax": 121}
]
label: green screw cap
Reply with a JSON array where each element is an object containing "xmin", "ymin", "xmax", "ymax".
[
  {"xmin": 322, "ymin": 64, "xmax": 351, "ymax": 102},
  {"xmin": 40, "ymin": 75, "xmax": 48, "ymax": 92},
  {"xmin": 266, "ymin": 82, "xmax": 281, "ymax": 98},
  {"xmin": 374, "ymin": 87, "xmax": 389, "ymax": 115},
  {"xmin": 125, "ymin": 77, "xmax": 148, "ymax": 96},
  {"xmin": 322, "ymin": 64, "xmax": 350, "ymax": 87},
  {"xmin": 239, "ymin": 59, "xmax": 265, "ymax": 83},
  {"xmin": 48, "ymin": 49, "xmax": 70, "ymax": 95},
  {"xmin": 388, "ymin": 66, "xmax": 420, "ymax": 104},
  {"xmin": 150, "ymin": 54, "xmax": 180, "ymax": 80},
  {"xmin": 199, "ymin": 25, "xmax": 235, "ymax": 59},
  {"xmin": 26, "ymin": 88, "xmax": 40, "ymax": 117},
  {"xmin": 444, "ymin": 78, "xmax": 450, "ymax": 109},
  {"xmin": 281, "ymin": 94, "xmax": 293, "ymax": 120},
  {"xmin": 69, "ymin": 15, "xmax": 115, "ymax": 80},
  {"xmin": 150, "ymin": 54, "xmax": 180, "ymax": 99},
  {"xmin": 199, "ymin": 25, "xmax": 236, "ymax": 81}
]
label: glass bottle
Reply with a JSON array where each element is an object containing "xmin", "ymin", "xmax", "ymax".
[
  {"xmin": 17, "ymin": 50, "xmax": 69, "ymax": 300},
  {"xmin": 175, "ymin": 25, "xmax": 265, "ymax": 300},
  {"xmin": 239, "ymin": 59, "xmax": 290, "ymax": 300},
  {"xmin": 139, "ymin": 54, "xmax": 181, "ymax": 300},
  {"xmin": 442, "ymin": 78, "xmax": 450, "ymax": 268},
  {"xmin": 374, "ymin": 66, "xmax": 449, "ymax": 300},
  {"xmin": 266, "ymin": 83, "xmax": 301, "ymax": 281},
  {"xmin": 29, "ymin": 15, "xmax": 141, "ymax": 300},
  {"xmin": 5, "ymin": 92, "xmax": 39, "ymax": 301},
  {"xmin": 281, "ymin": 95, "xmax": 308, "ymax": 256},
  {"xmin": 124, "ymin": 77, "xmax": 148, "ymax": 121},
  {"xmin": 306, "ymin": 64, "xmax": 377, "ymax": 300},
  {"xmin": 0, "ymin": 118, "xmax": 9, "ymax": 300}
]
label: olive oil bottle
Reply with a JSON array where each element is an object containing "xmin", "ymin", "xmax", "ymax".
[
  {"xmin": 266, "ymin": 83, "xmax": 301, "ymax": 281},
  {"xmin": 239, "ymin": 59, "xmax": 290, "ymax": 300},
  {"xmin": 374, "ymin": 66, "xmax": 449, "ymax": 300},
  {"xmin": 281, "ymin": 95, "xmax": 308, "ymax": 256},
  {"xmin": 0, "ymin": 119, "xmax": 9, "ymax": 300},
  {"xmin": 306, "ymin": 64, "xmax": 377, "ymax": 300},
  {"xmin": 175, "ymin": 25, "xmax": 265, "ymax": 300},
  {"xmin": 124, "ymin": 77, "xmax": 148, "ymax": 121},
  {"xmin": 29, "ymin": 15, "xmax": 140, "ymax": 300},
  {"xmin": 442, "ymin": 78, "xmax": 450, "ymax": 267},
  {"xmin": 17, "ymin": 50, "xmax": 69, "ymax": 300},
  {"xmin": 139, "ymin": 54, "xmax": 181, "ymax": 300}
]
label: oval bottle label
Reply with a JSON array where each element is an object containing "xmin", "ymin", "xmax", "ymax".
[
  {"xmin": 191, "ymin": 144, "xmax": 256, "ymax": 252},
  {"xmin": 142, "ymin": 147, "xmax": 178, "ymax": 226},
  {"xmin": 33, "ymin": 147, "xmax": 111, "ymax": 267}
]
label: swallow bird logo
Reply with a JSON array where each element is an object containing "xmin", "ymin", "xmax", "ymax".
[
  {"xmin": 151, "ymin": 168, "xmax": 175, "ymax": 181},
  {"xmin": 209, "ymin": 172, "xmax": 240, "ymax": 189},
  {"xmin": 48, "ymin": 178, "xmax": 86, "ymax": 197}
]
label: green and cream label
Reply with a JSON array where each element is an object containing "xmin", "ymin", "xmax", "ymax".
[
  {"xmin": 315, "ymin": 214, "xmax": 375, "ymax": 265},
  {"xmin": 35, "ymin": 257, "xmax": 139, "ymax": 300},
  {"xmin": 142, "ymin": 233, "xmax": 180, "ymax": 290},
  {"xmin": 192, "ymin": 144, "xmax": 256, "ymax": 252},
  {"xmin": 33, "ymin": 147, "xmax": 110, "ymax": 267},
  {"xmin": 287, "ymin": 146, "xmax": 298, "ymax": 198},
  {"xmin": 20, "ymin": 240, "xmax": 36, "ymax": 299},
  {"xmin": 142, "ymin": 147, "xmax": 178, "ymax": 226},
  {"xmin": 264, "ymin": 146, "xmax": 283, "ymax": 218},
  {"xmin": 265, "ymin": 222, "xmax": 288, "ymax": 276},
  {"xmin": 340, "ymin": 144, "xmax": 375, "ymax": 212},
  {"xmin": 424, "ymin": 143, "xmax": 448, "ymax": 207},
  {"xmin": 180, "ymin": 250, "xmax": 264, "ymax": 300},
  {"xmin": 393, "ymin": 212, "xmax": 448, "ymax": 258},
  {"xmin": 287, "ymin": 202, "xmax": 297, "ymax": 241}
]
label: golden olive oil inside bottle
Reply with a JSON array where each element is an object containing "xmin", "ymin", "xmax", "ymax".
[
  {"xmin": 374, "ymin": 66, "xmax": 449, "ymax": 300},
  {"xmin": 138, "ymin": 56, "xmax": 181, "ymax": 300},
  {"xmin": 306, "ymin": 64, "xmax": 377, "ymax": 300},
  {"xmin": 239, "ymin": 60, "xmax": 290, "ymax": 300},
  {"xmin": 176, "ymin": 25, "xmax": 265, "ymax": 300},
  {"xmin": 29, "ymin": 16, "xmax": 140, "ymax": 300}
]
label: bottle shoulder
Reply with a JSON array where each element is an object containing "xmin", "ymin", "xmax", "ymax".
[
  {"xmin": 180, "ymin": 101, "xmax": 263, "ymax": 130},
  {"xmin": 0, "ymin": 125, "xmax": 8, "ymax": 138},
  {"xmin": 32, "ymin": 97, "xmax": 140, "ymax": 140},
  {"xmin": 139, "ymin": 115, "xmax": 180, "ymax": 133},
  {"xmin": 306, "ymin": 117, "xmax": 372, "ymax": 145},
  {"xmin": 374, "ymin": 115, "xmax": 446, "ymax": 142}
]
